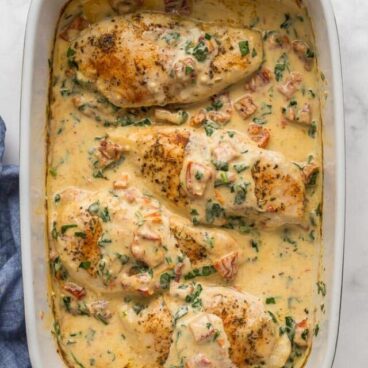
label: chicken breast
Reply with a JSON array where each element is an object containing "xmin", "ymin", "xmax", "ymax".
[
  {"xmin": 170, "ymin": 215, "xmax": 244, "ymax": 280},
  {"xmin": 119, "ymin": 283, "xmax": 291, "ymax": 368},
  {"xmin": 112, "ymin": 127, "xmax": 306, "ymax": 228},
  {"xmin": 196, "ymin": 285, "xmax": 284, "ymax": 367},
  {"xmin": 165, "ymin": 311, "xmax": 236, "ymax": 368},
  {"xmin": 70, "ymin": 12, "xmax": 264, "ymax": 107},
  {"xmin": 120, "ymin": 297, "xmax": 174, "ymax": 366},
  {"xmin": 50, "ymin": 187, "xmax": 244, "ymax": 296},
  {"xmin": 49, "ymin": 187, "xmax": 189, "ymax": 296}
]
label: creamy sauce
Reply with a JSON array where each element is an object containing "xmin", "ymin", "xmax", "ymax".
[{"xmin": 47, "ymin": 1, "xmax": 325, "ymax": 367}]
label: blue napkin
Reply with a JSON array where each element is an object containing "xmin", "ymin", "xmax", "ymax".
[{"xmin": 0, "ymin": 117, "xmax": 31, "ymax": 367}]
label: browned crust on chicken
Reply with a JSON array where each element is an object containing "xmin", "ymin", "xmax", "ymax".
[
  {"xmin": 72, "ymin": 13, "xmax": 264, "ymax": 107},
  {"xmin": 64, "ymin": 215, "xmax": 102, "ymax": 277},
  {"xmin": 205, "ymin": 295, "xmax": 276, "ymax": 366},
  {"xmin": 136, "ymin": 131, "xmax": 190, "ymax": 205},
  {"xmin": 139, "ymin": 299, "xmax": 174, "ymax": 365},
  {"xmin": 252, "ymin": 159, "xmax": 304, "ymax": 217},
  {"xmin": 170, "ymin": 222, "xmax": 208, "ymax": 264}
]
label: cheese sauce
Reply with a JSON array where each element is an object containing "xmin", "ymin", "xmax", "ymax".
[{"xmin": 47, "ymin": 1, "xmax": 325, "ymax": 367}]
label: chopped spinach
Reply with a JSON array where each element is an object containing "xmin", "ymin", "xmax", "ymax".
[
  {"xmin": 79, "ymin": 261, "xmax": 91, "ymax": 270},
  {"xmin": 205, "ymin": 201, "xmax": 225, "ymax": 224},
  {"xmin": 185, "ymin": 284, "xmax": 203, "ymax": 308},
  {"xmin": 192, "ymin": 41, "xmax": 209, "ymax": 62},
  {"xmin": 190, "ymin": 208, "xmax": 200, "ymax": 225},
  {"xmin": 203, "ymin": 120, "xmax": 220, "ymax": 136},
  {"xmin": 274, "ymin": 53, "xmax": 289, "ymax": 81},
  {"xmin": 239, "ymin": 40, "xmax": 250, "ymax": 56},
  {"xmin": 184, "ymin": 266, "xmax": 216, "ymax": 280},
  {"xmin": 61, "ymin": 224, "xmax": 78, "ymax": 235},
  {"xmin": 308, "ymin": 121, "xmax": 317, "ymax": 138},
  {"xmin": 212, "ymin": 160, "xmax": 229, "ymax": 171},
  {"xmin": 317, "ymin": 281, "xmax": 327, "ymax": 297},
  {"xmin": 266, "ymin": 297, "xmax": 276, "ymax": 305},
  {"xmin": 160, "ymin": 270, "xmax": 176, "ymax": 289},
  {"xmin": 280, "ymin": 13, "xmax": 292, "ymax": 30}
]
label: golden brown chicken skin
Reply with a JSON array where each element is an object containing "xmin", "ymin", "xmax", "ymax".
[
  {"xmin": 70, "ymin": 12, "xmax": 264, "ymax": 107},
  {"xmin": 112, "ymin": 127, "xmax": 306, "ymax": 228}
]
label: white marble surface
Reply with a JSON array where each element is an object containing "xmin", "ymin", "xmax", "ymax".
[{"xmin": 0, "ymin": 0, "xmax": 366, "ymax": 366}]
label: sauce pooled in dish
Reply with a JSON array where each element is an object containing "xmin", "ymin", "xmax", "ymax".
[{"xmin": 47, "ymin": 1, "xmax": 325, "ymax": 367}]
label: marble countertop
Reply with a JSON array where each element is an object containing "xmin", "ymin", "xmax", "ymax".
[{"xmin": 0, "ymin": 0, "xmax": 365, "ymax": 366}]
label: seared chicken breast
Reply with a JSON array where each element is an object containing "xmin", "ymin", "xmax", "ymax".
[
  {"xmin": 170, "ymin": 215, "xmax": 244, "ymax": 280},
  {"xmin": 165, "ymin": 311, "xmax": 236, "ymax": 368},
  {"xmin": 120, "ymin": 297, "xmax": 174, "ymax": 366},
  {"xmin": 50, "ymin": 187, "xmax": 244, "ymax": 296},
  {"xmin": 112, "ymin": 128, "xmax": 306, "ymax": 228},
  {"xmin": 50, "ymin": 187, "xmax": 188, "ymax": 296},
  {"xmin": 70, "ymin": 12, "xmax": 264, "ymax": 107},
  {"xmin": 119, "ymin": 283, "xmax": 292, "ymax": 368}
]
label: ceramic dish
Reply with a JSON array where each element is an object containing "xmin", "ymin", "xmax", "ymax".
[{"xmin": 19, "ymin": 0, "xmax": 345, "ymax": 367}]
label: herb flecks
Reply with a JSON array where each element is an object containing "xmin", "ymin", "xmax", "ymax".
[
  {"xmin": 239, "ymin": 40, "xmax": 250, "ymax": 56},
  {"xmin": 184, "ymin": 266, "xmax": 216, "ymax": 280},
  {"xmin": 274, "ymin": 53, "xmax": 289, "ymax": 81}
]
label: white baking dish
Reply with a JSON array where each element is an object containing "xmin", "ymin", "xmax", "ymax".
[{"xmin": 19, "ymin": 0, "xmax": 345, "ymax": 367}]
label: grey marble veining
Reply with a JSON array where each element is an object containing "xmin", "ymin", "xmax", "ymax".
[
  {"xmin": 332, "ymin": 1, "xmax": 368, "ymax": 367},
  {"xmin": 0, "ymin": 0, "xmax": 367, "ymax": 365}
]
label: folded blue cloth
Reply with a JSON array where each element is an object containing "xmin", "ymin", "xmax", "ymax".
[{"xmin": 0, "ymin": 117, "xmax": 31, "ymax": 367}]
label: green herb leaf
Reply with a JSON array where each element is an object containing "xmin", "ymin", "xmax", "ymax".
[
  {"xmin": 192, "ymin": 41, "xmax": 209, "ymax": 62},
  {"xmin": 61, "ymin": 224, "xmax": 78, "ymax": 235},
  {"xmin": 314, "ymin": 323, "xmax": 320, "ymax": 336},
  {"xmin": 77, "ymin": 302, "xmax": 90, "ymax": 316},
  {"xmin": 184, "ymin": 265, "xmax": 216, "ymax": 280},
  {"xmin": 195, "ymin": 171, "xmax": 204, "ymax": 180},
  {"xmin": 79, "ymin": 261, "xmax": 91, "ymax": 270},
  {"xmin": 205, "ymin": 201, "xmax": 225, "ymax": 224},
  {"xmin": 274, "ymin": 53, "xmax": 289, "ymax": 81},
  {"xmin": 49, "ymin": 167, "xmax": 58, "ymax": 177},
  {"xmin": 185, "ymin": 65, "xmax": 194, "ymax": 75},
  {"xmin": 212, "ymin": 160, "xmax": 229, "ymax": 171},
  {"xmin": 98, "ymin": 233, "xmax": 112, "ymax": 247},
  {"xmin": 203, "ymin": 120, "xmax": 220, "ymax": 136},
  {"xmin": 99, "ymin": 207, "xmax": 111, "ymax": 222},
  {"xmin": 214, "ymin": 171, "xmax": 231, "ymax": 188},
  {"xmin": 51, "ymin": 221, "xmax": 59, "ymax": 240},
  {"xmin": 239, "ymin": 40, "xmax": 250, "ymax": 56},
  {"xmin": 51, "ymin": 256, "xmax": 68, "ymax": 280},
  {"xmin": 233, "ymin": 164, "xmax": 249, "ymax": 173},
  {"xmin": 185, "ymin": 284, "xmax": 203, "ymax": 308},
  {"xmin": 71, "ymin": 353, "xmax": 86, "ymax": 368},
  {"xmin": 280, "ymin": 13, "xmax": 292, "ymax": 30},
  {"xmin": 190, "ymin": 208, "xmax": 200, "ymax": 225},
  {"xmin": 62, "ymin": 296, "xmax": 72, "ymax": 312},
  {"xmin": 67, "ymin": 47, "xmax": 76, "ymax": 58},
  {"xmin": 173, "ymin": 306, "xmax": 189, "ymax": 325},
  {"xmin": 211, "ymin": 99, "xmax": 223, "ymax": 111},
  {"xmin": 305, "ymin": 48, "xmax": 315, "ymax": 58},
  {"xmin": 308, "ymin": 121, "xmax": 317, "ymax": 138},
  {"xmin": 317, "ymin": 281, "xmax": 327, "ymax": 297},
  {"xmin": 160, "ymin": 271, "xmax": 175, "ymax": 289},
  {"xmin": 280, "ymin": 316, "xmax": 296, "ymax": 342},
  {"xmin": 233, "ymin": 183, "xmax": 250, "ymax": 205},
  {"xmin": 251, "ymin": 239, "xmax": 259, "ymax": 252},
  {"xmin": 268, "ymin": 311, "xmax": 278, "ymax": 323}
]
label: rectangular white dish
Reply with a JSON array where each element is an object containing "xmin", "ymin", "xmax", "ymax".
[{"xmin": 19, "ymin": 0, "xmax": 345, "ymax": 367}]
